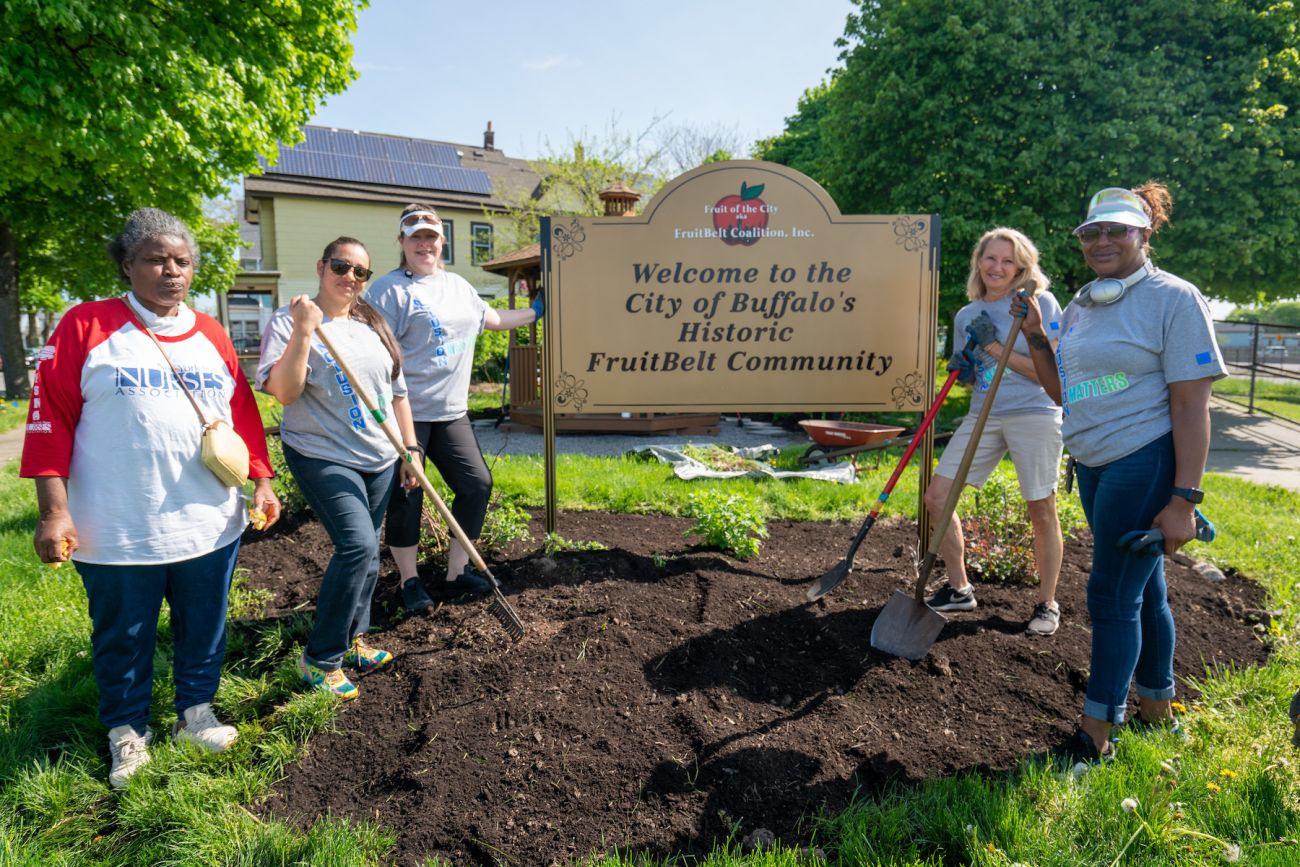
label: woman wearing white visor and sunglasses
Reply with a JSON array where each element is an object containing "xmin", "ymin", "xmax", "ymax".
[
  {"xmin": 1015, "ymin": 183, "xmax": 1226, "ymax": 765},
  {"xmin": 366, "ymin": 204, "xmax": 543, "ymax": 611}
]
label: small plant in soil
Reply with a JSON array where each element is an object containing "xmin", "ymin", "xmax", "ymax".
[
  {"xmin": 227, "ymin": 568, "xmax": 274, "ymax": 620},
  {"xmin": 543, "ymin": 533, "xmax": 609, "ymax": 554},
  {"xmin": 683, "ymin": 490, "xmax": 768, "ymax": 559},
  {"xmin": 478, "ymin": 493, "xmax": 532, "ymax": 553},
  {"xmin": 963, "ymin": 464, "xmax": 1085, "ymax": 584}
]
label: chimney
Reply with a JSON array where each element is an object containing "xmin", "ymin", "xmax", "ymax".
[{"xmin": 483, "ymin": 121, "xmax": 495, "ymax": 151}]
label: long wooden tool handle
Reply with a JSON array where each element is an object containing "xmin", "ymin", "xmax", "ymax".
[
  {"xmin": 913, "ymin": 307, "xmax": 1027, "ymax": 603},
  {"xmin": 314, "ymin": 327, "xmax": 493, "ymax": 576}
]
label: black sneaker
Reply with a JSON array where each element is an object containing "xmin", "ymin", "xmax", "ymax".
[
  {"xmin": 435, "ymin": 565, "xmax": 492, "ymax": 599},
  {"xmin": 1059, "ymin": 725, "xmax": 1116, "ymax": 768},
  {"xmin": 926, "ymin": 583, "xmax": 977, "ymax": 612},
  {"xmin": 400, "ymin": 579, "xmax": 435, "ymax": 612},
  {"xmin": 1291, "ymin": 688, "xmax": 1300, "ymax": 747}
]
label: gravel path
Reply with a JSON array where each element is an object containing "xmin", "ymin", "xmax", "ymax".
[{"xmin": 472, "ymin": 416, "xmax": 810, "ymax": 458}]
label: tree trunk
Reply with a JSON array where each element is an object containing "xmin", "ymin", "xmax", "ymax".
[
  {"xmin": 26, "ymin": 311, "xmax": 37, "ymax": 348},
  {"xmin": 0, "ymin": 222, "xmax": 32, "ymax": 398}
]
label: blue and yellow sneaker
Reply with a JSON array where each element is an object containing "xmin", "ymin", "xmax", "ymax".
[
  {"xmin": 343, "ymin": 635, "xmax": 394, "ymax": 672},
  {"xmin": 297, "ymin": 654, "xmax": 358, "ymax": 700}
]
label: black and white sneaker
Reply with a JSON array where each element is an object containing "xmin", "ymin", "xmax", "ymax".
[
  {"xmin": 926, "ymin": 582, "xmax": 977, "ymax": 612},
  {"xmin": 1027, "ymin": 602, "xmax": 1061, "ymax": 635}
]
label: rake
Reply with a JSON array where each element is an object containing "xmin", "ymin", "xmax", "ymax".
[{"xmin": 314, "ymin": 326, "xmax": 525, "ymax": 642}]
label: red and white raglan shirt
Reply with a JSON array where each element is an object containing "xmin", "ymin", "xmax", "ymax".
[{"xmin": 21, "ymin": 295, "xmax": 272, "ymax": 565}]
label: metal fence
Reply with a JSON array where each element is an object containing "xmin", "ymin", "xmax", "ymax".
[{"xmin": 1213, "ymin": 319, "xmax": 1300, "ymax": 426}]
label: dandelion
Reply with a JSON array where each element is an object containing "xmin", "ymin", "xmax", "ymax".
[
  {"xmin": 1160, "ymin": 760, "xmax": 1178, "ymax": 776},
  {"xmin": 965, "ymin": 824, "xmax": 974, "ymax": 834},
  {"xmin": 986, "ymin": 842, "xmax": 996, "ymax": 854},
  {"xmin": 1121, "ymin": 797, "xmax": 1139, "ymax": 812},
  {"xmin": 1219, "ymin": 768, "xmax": 1238, "ymax": 779},
  {"xmin": 1206, "ymin": 781, "xmax": 1222, "ymax": 793},
  {"xmin": 1221, "ymin": 843, "xmax": 1241, "ymax": 862},
  {"xmin": 1171, "ymin": 701, "xmax": 1187, "ymax": 714},
  {"xmin": 249, "ymin": 507, "xmax": 268, "ymax": 531}
]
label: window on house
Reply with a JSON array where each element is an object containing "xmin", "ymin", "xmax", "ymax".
[
  {"xmin": 441, "ymin": 220, "xmax": 454, "ymax": 265},
  {"xmin": 471, "ymin": 222, "xmax": 494, "ymax": 266}
]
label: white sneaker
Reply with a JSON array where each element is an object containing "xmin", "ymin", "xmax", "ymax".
[
  {"xmin": 107, "ymin": 725, "xmax": 153, "ymax": 789},
  {"xmin": 172, "ymin": 703, "xmax": 239, "ymax": 753}
]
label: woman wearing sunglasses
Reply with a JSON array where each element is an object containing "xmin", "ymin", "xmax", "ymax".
[
  {"xmin": 367, "ymin": 204, "xmax": 542, "ymax": 611},
  {"xmin": 258, "ymin": 237, "xmax": 419, "ymax": 700},
  {"xmin": 1015, "ymin": 183, "xmax": 1226, "ymax": 764}
]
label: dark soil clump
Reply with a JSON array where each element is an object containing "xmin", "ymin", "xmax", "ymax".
[{"xmin": 239, "ymin": 510, "xmax": 1270, "ymax": 866}]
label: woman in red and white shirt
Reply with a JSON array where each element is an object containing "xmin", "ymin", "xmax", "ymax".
[{"xmin": 21, "ymin": 208, "xmax": 279, "ymax": 788}]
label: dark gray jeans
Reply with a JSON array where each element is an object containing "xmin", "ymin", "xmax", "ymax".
[{"xmin": 284, "ymin": 444, "xmax": 397, "ymax": 670}]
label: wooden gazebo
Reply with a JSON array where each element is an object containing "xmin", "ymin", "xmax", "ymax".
[{"xmin": 479, "ymin": 185, "xmax": 719, "ymax": 435}]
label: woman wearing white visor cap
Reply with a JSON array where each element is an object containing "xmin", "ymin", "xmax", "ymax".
[
  {"xmin": 1014, "ymin": 182, "xmax": 1227, "ymax": 766},
  {"xmin": 366, "ymin": 204, "xmax": 542, "ymax": 611}
]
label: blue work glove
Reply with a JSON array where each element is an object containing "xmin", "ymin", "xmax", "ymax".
[
  {"xmin": 967, "ymin": 311, "xmax": 999, "ymax": 349},
  {"xmin": 947, "ymin": 346, "xmax": 978, "ymax": 385},
  {"xmin": 530, "ymin": 291, "xmax": 545, "ymax": 320},
  {"xmin": 1116, "ymin": 509, "xmax": 1217, "ymax": 556}
]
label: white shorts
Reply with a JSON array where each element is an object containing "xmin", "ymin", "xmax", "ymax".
[{"xmin": 934, "ymin": 410, "xmax": 1064, "ymax": 501}]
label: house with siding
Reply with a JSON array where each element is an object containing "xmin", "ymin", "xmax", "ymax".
[{"xmin": 222, "ymin": 123, "xmax": 539, "ymax": 336}]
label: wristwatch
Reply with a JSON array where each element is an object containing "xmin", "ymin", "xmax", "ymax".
[{"xmin": 1170, "ymin": 486, "xmax": 1204, "ymax": 504}]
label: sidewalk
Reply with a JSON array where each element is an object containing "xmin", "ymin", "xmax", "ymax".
[
  {"xmin": 1, "ymin": 402, "xmax": 1296, "ymax": 493},
  {"xmin": 1206, "ymin": 399, "xmax": 1300, "ymax": 492}
]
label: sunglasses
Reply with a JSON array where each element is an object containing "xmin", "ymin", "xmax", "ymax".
[
  {"xmin": 325, "ymin": 258, "xmax": 374, "ymax": 281},
  {"xmin": 1074, "ymin": 225, "xmax": 1137, "ymax": 244},
  {"xmin": 400, "ymin": 212, "xmax": 441, "ymax": 228}
]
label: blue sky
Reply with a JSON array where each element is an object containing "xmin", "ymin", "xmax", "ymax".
[{"xmin": 307, "ymin": 1, "xmax": 854, "ymax": 158}]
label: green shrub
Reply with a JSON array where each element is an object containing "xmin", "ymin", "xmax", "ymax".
[
  {"xmin": 473, "ymin": 296, "xmax": 537, "ymax": 383},
  {"xmin": 262, "ymin": 435, "xmax": 307, "ymax": 514},
  {"xmin": 543, "ymin": 533, "xmax": 608, "ymax": 554},
  {"xmin": 479, "ymin": 493, "xmax": 532, "ymax": 553},
  {"xmin": 683, "ymin": 490, "xmax": 768, "ymax": 560},
  {"xmin": 962, "ymin": 461, "xmax": 1087, "ymax": 584}
]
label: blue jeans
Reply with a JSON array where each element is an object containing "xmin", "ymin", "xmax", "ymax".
[
  {"xmin": 1075, "ymin": 432, "xmax": 1178, "ymax": 724},
  {"xmin": 76, "ymin": 538, "xmax": 241, "ymax": 735},
  {"xmin": 283, "ymin": 445, "xmax": 397, "ymax": 671}
]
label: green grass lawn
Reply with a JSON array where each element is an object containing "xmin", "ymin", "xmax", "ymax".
[
  {"xmin": 1, "ymin": 449, "xmax": 1297, "ymax": 865},
  {"xmin": 1215, "ymin": 376, "xmax": 1300, "ymax": 424},
  {"xmin": 0, "ymin": 400, "xmax": 30, "ymax": 435}
]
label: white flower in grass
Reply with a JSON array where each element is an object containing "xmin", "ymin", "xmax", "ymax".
[
  {"xmin": 1221, "ymin": 843, "xmax": 1241, "ymax": 862},
  {"xmin": 1160, "ymin": 760, "xmax": 1177, "ymax": 776},
  {"xmin": 1120, "ymin": 797, "xmax": 1139, "ymax": 813}
]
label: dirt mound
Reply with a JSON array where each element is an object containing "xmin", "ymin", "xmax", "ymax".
[{"xmin": 238, "ymin": 511, "xmax": 1270, "ymax": 866}]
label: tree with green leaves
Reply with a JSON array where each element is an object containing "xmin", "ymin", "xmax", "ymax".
[
  {"xmin": 0, "ymin": 0, "xmax": 363, "ymax": 397},
  {"xmin": 1228, "ymin": 300, "xmax": 1300, "ymax": 327},
  {"xmin": 759, "ymin": 1, "xmax": 1300, "ymax": 343},
  {"xmin": 491, "ymin": 120, "xmax": 669, "ymax": 253}
]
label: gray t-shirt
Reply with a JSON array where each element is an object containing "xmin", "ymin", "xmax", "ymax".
[
  {"xmin": 954, "ymin": 292, "xmax": 1063, "ymax": 417},
  {"xmin": 1055, "ymin": 268, "xmax": 1227, "ymax": 467},
  {"xmin": 257, "ymin": 310, "xmax": 407, "ymax": 473},
  {"xmin": 366, "ymin": 268, "xmax": 488, "ymax": 422}
]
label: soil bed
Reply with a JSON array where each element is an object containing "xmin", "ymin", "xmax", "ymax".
[{"xmin": 239, "ymin": 510, "xmax": 1270, "ymax": 866}]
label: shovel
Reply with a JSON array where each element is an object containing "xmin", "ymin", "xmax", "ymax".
[
  {"xmin": 806, "ymin": 335, "xmax": 979, "ymax": 602},
  {"xmin": 314, "ymin": 326, "xmax": 525, "ymax": 642},
  {"xmin": 870, "ymin": 297, "xmax": 1027, "ymax": 660}
]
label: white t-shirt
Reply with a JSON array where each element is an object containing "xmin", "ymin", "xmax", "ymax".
[
  {"xmin": 366, "ymin": 268, "xmax": 488, "ymax": 421},
  {"xmin": 21, "ymin": 296, "xmax": 272, "ymax": 564}
]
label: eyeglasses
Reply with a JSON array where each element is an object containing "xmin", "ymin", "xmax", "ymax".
[
  {"xmin": 1074, "ymin": 225, "xmax": 1137, "ymax": 244},
  {"xmin": 400, "ymin": 212, "xmax": 440, "ymax": 228},
  {"xmin": 325, "ymin": 258, "xmax": 374, "ymax": 281}
]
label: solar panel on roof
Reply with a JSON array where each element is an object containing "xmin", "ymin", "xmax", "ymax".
[{"xmin": 265, "ymin": 126, "xmax": 492, "ymax": 196}]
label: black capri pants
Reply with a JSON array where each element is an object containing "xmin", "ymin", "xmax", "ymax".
[{"xmin": 385, "ymin": 414, "xmax": 493, "ymax": 547}]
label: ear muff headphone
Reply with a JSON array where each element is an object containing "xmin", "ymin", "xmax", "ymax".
[{"xmin": 1074, "ymin": 260, "xmax": 1155, "ymax": 307}]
